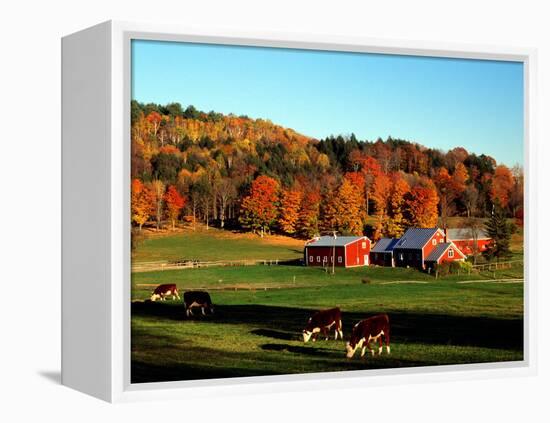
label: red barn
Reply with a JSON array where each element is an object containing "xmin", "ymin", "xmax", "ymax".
[
  {"xmin": 304, "ymin": 236, "xmax": 371, "ymax": 268},
  {"xmin": 424, "ymin": 241, "xmax": 467, "ymax": 270},
  {"xmin": 446, "ymin": 228, "xmax": 493, "ymax": 256}
]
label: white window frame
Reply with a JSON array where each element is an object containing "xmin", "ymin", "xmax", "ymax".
[
  {"xmin": 338, "ymin": 256, "xmax": 343, "ymax": 263},
  {"xmin": 309, "ymin": 256, "xmax": 313, "ymax": 262},
  {"xmin": 362, "ymin": 241, "xmax": 367, "ymax": 249},
  {"xmin": 448, "ymin": 249, "xmax": 454, "ymax": 258},
  {"xmin": 317, "ymin": 256, "xmax": 321, "ymax": 263}
]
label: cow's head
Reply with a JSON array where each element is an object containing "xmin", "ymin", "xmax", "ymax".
[
  {"xmin": 345, "ymin": 325, "xmax": 365, "ymax": 358},
  {"xmin": 150, "ymin": 293, "xmax": 161, "ymax": 302},
  {"xmin": 303, "ymin": 317, "xmax": 320, "ymax": 343}
]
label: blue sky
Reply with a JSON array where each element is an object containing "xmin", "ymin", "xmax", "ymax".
[{"xmin": 132, "ymin": 40, "xmax": 524, "ymax": 166}]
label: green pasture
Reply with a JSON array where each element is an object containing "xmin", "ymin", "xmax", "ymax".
[
  {"xmin": 131, "ymin": 265, "xmax": 524, "ymax": 383},
  {"xmin": 132, "ymin": 227, "xmax": 303, "ymax": 263},
  {"xmin": 131, "ymin": 228, "xmax": 524, "ymax": 383}
]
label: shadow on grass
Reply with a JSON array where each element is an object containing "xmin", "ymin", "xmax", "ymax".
[{"xmin": 131, "ymin": 302, "xmax": 523, "ymax": 351}]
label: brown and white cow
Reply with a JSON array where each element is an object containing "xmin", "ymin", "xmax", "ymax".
[
  {"xmin": 346, "ymin": 314, "xmax": 390, "ymax": 358},
  {"xmin": 150, "ymin": 284, "xmax": 180, "ymax": 302},
  {"xmin": 184, "ymin": 291, "xmax": 214, "ymax": 317},
  {"xmin": 303, "ymin": 307, "xmax": 343, "ymax": 343}
]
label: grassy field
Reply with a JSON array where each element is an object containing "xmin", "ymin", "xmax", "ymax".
[
  {"xmin": 131, "ymin": 228, "xmax": 524, "ymax": 384},
  {"xmin": 132, "ymin": 226, "xmax": 304, "ymax": 263}
]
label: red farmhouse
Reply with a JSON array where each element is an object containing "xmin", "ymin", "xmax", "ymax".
[
  {"xmin": 393, "ymin": 227, "xmax": 465, "ymax": 270},
  {"xmin": 446, "ymin": 228, "xmax": 492, "ymax": 256},
  {"xmin": 304, "ymin": 236, "xmax": 371, "ymax": 268}
]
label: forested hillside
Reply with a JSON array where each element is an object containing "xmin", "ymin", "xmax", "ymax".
[{"xmin": 131, "ymin": 101, "xmax": 523, "ymax": 239}]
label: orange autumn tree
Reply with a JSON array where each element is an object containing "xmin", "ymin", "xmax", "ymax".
[
  {"xmin": 164, "ymin": 185, "xmax": 186, "ymax": 230},
  {"xmin": 348, "ymin": 151, "xmax": 382, "ymax": 215},
  {"xmin": 131, "ymin": 178, "xmax": 155, "ymax": 231},
  {"xmin": 337, "ymin": 176, "xmax": 365, "ymax": 235},
  {"xmin": 434, "ymin": 165, "xmax": 467, "ymax": 228},
  {"xmin": 320, "ymin": 177, "xmax": 364, "ymax": 236},
  {"xmin": 386, "ymin": 173, "xmax": 410, "ymax": 238},
  {"xmin": 490, "ymin": 164, "xmax": 514, "ymax": 208},
  {"xmin": 297, "ymin": 190, "xmax": 321, "ymax": 238},
  {"xmin": 278, "ymin": 188, "xmax": 303, "ymax": 235},
  {"xmin": 405, "ymin": 181, "xmax": 439, "ymax": 228},
  {"xmin": 370, "ymin": 173, "xmax": 392, "ymax": 240},
  {"xmin": 239, "ymin": 175, "xmax": 280, "ymax": 237}
]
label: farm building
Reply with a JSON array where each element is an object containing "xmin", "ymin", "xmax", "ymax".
[
  {"xmin": 370, "ymin": 238, "xmax": 400, "ymax": 267},
  {"xmin": 393, "ymin": 227, "xmax": 465, "ymax": 270},
  {"xmin": 446, "ymin": 228, "xmax": 492, "ymax": 256},
  {"xmin": 424, "ymin": 241, "xmax": 466, "ymax": 270},
  {"xmin": 304, "ymin": 235, "xmax": 371, "ymax": 268}
]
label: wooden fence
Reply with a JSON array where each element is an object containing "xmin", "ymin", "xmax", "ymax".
[
  {"xmin": 132, "ymin": 258, "xmax": 286, "ymax": 273},
  {"xmin": 471, "ymin": 260, "xmax": 523, "ymax": 272}
]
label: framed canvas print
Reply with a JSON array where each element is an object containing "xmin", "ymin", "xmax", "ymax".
[{"xmin": 62, "ymin": 21, "xmax": 537, "ymax": 402}]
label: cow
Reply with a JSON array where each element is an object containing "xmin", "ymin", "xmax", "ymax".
[
  {"xmin": 302, "ymin": 307, "xmax": 343, "ymax": 343},
  {"xmin": 345, "ymin": 314, "xmax": 391, "ymax": 358},
  {"xmin": 150, "ymin": 284, "xmax": 180, "ymax": 302},
  {"xmin": 184, "ymin": 291, "xmax": 214, "ymax": 317}
]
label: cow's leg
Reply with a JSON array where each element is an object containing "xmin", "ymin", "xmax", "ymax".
[
  {"xmin": 338, "ymin": 320, "xmax": 343, "ymax": 340},
  {"xmin": 378, "ymin": 336, "xmax": 383, "ymax": 355},
  {"xmin": 385, "ymin": 328, "xmax": 391, "ymax": 354},
  {"xmin": 361, "ymin": 346, "xmax": 367, "ymax": 358},
  {"xmin": 188, "ymin": 308, "xmax": 194, "ymax": 316},
  {"xmin": 322, "ymin": 327, "xmax": 329, "ymax": 341},
  {"xmin": 201, "ymin": 307, "xmax": 206, "ymax": 316},
  {"xmin": 210, "ymin": 306, "xmax": 214, "ymax": 314}
]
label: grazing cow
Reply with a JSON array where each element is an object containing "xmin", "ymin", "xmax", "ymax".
[
  {"xmin": 303, "ymin": 307, "xmax": 343, "ymax": 343},
  {"xmin": 150, "ymin": 284, "xmax": 180, "ymax": 302},
  {"xmin": 184, "ymin": 291, "xmax": 214, "ymax": 317},
  {"xmin": 346, "ymin": 314, "xmax": 390, "ymax": 358}
]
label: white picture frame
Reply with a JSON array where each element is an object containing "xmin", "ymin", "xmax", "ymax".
[{"xmin": 61, "ymin": 20, "xmax": 537, "ymax": 403}]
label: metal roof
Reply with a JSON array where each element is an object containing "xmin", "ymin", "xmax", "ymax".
[
  {"xmin": 306, "ymin": 236, "xmax": 366, "ymax": 248},
  {"xmin": 394, "ymin": 228, "xmax": 440, "ymax": 250},
  {"xmin": 371, "ymin": 238, "xmax": 400, "ymax": 253},
  {"xmin": 424, "ymin": 242, "xmax": 452, "ymax": 262},
  {"xmin": 446, "ymin": 228, "xmax": 490, "ymax": 240}
]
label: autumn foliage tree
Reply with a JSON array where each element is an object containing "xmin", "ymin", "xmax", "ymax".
[
  {"xmin": 131, "ymin": 179, "xmax": 155, "ymax": 231},
  {"xmin": 297, "ymin": 191, "xmax": 321, "ymax": 238},
  {"xmin": 321, "ymin": 177, "xmax": 364, "ymax": 236},
  {"xmin": 278, "ymin": 188, "xmax": 303, "ymax": 235},
  {"xmin": 405, "ymin": 182, "xmax": 439, "ymax": 228},
  {"xmin": 164, "ymin": 185, "xmax": 186, "ymax": 230},
  {"xmin": 370, "ymin": 173, "xmax": 392, "ymax": 240},
  {"xmin": 490, "ymin": 165, "xmax": 515, "ymax": 208},
  {"xmin": 239, "ymin": 175, "xmax": 280, "ymax": 237},
  {"xmin": 386, "ymin": 173, "xmax": 410, "ymax": 238}
]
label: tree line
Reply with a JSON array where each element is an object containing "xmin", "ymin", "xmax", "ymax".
[{"xmin": 130, "ymin": 101, "xmax": 524, "ymax": 240}]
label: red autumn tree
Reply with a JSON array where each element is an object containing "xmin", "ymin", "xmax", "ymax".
[
  {"xmin": 164, "ymin": 185, "xmax": 186, "ymax": 230},
  {"xmin": 131, "ymin": 178, "xmax": 155, "ymax": 231},
  {"xmin": 146, "ymin": 111, "xmax": 163, "ymax": 136},
  {"xmin": 490, "ymin": 165, "xmax": 515, "ymax": 207},
  {"xmin": 239, "ymin": 175, "xmax": 280, "ymax": 237},
  {"xmin": 278, "ymin": 188, "xmax": 303, "ymax": 235}
]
